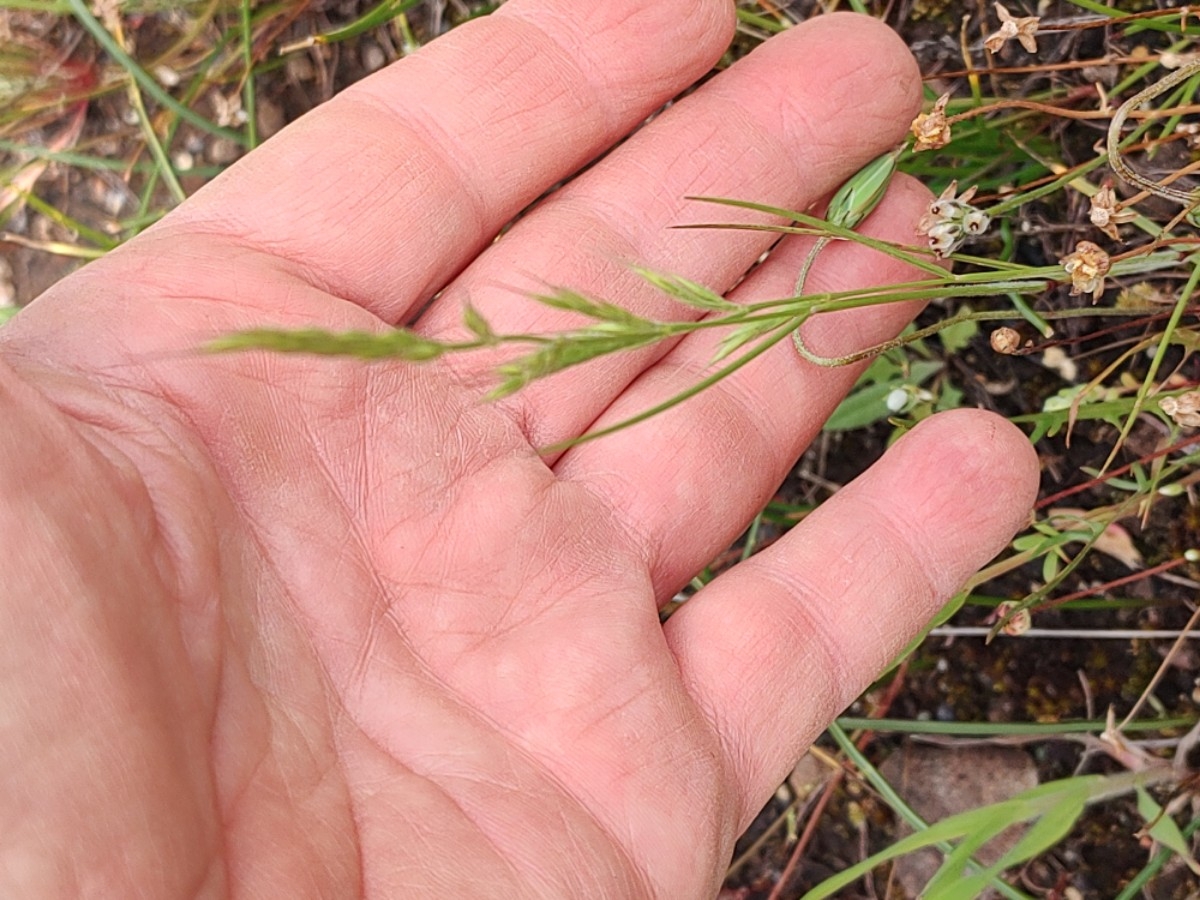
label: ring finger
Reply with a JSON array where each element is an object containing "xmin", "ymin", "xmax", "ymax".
[{"xmin": 557, "ymin": 173, "xmax": 936, "ymax": 594}]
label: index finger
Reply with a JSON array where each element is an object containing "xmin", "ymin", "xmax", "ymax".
[{"xmin": 162, "ymin": 0, "xmax": 733, "ymax": 323}]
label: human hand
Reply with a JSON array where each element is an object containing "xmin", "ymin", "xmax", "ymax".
[{"xmin": 0, "ymin": 2, "xmax": 1037, "ymax": 896}]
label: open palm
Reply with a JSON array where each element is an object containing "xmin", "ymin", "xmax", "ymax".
[{"xmin": 0, "ymin": 3, "xmax": 1037, "ymax": 896}]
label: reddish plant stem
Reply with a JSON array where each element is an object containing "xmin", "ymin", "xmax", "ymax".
[
  {"xmin": 1036, "ymin": 436, "xmax": 1200, "ymax": 510},
  {"xmin": 1037, "ymin": 556, "xmax": 1191, "ymax": 613}
]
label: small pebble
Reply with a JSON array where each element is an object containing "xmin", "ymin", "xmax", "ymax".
[
  {"xmin": 361, "ymin": 42, "xmax": 386, "ymax": 72},
  {"xmin": 256, "ymin": 98, "xmax": 285, "ymax": 139},
  {"xmin": 286, "ymin": 56, "xmax": 314, "ymax": 82},
  {"xmin": 153, "ymin": 64, "xmax": 181, "ymax": 87},
  {"xmin": 206, "ymin": 138, "xmax": 242, "ymax": 165}
]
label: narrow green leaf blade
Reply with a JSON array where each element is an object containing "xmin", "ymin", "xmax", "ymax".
[
  {"xmin": 1137, "ymin": 787, "xmax": 1200, "ymax": 874},
  {"xmin": 462, "ymin": 304, "xmax": 496, "ymax": 341},
  {"xmin": 926, "ymin": 783, "xmax": 1089, "ymax": 899},
  {"xmin": 205, "ymin": 327, "xmax": 445, "ymax": 360},
  {"xmin": 531, "ymin": 288, "xmax": 642, "ymax": 324},
  {"xmin": 633, "ymin": 266, "xmax": 739, "ymax": 311},
  {"xmin": 712, "ymin": 317, "xmax": 788, "ymax": 364},
  {"xmin": 801, "ymin": 775, "xmax": 1114, "ymax": 900}
]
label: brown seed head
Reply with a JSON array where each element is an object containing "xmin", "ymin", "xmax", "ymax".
[
  {"xmin": 990, "ymin": 327, "xmax": 1022, "ymax": 355},
  {"xmin": 1161, "ymin": 391, "xmax": 1200, "ymax": 428},
  {"xmin": 910, "ymin": 93, "xmax": 952, "ymax": 153},
  {"xmin": 1089, "ymin": 184, "xmax": 1137, "ymax": 240},
  {"xmin": 1060, "ymin": 241, "xmax": 1111, "ymax": 303},
  {"xmin": 995, "ymin": 600, "xmax": 1032, "ymax": 637},
  {"xmin": 984, "ymin": 3, "xmax": 1040, "ymax": 54}
]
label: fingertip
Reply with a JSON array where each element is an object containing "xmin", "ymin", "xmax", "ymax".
[
  {"xmin": 904, "ymin": 408, "xmax": 1039, "ymax": 492},
  {"xmin": 874, "ymin": 409, "xmax": 1039, "ymax": 599},
  {"xmin": 782, "ymin": 12, "xmax": 924, "ymax": 145},
  {"xmin": 878, "ymin": 171, "xmax": 935, "ymax": 221},
  {"xmin": 662, "ymin": 409, "xmax": 1039, "ymax": 830},
  {"xmin": 905, "ymin": 407, "xmax": 1041, "ymax": 523},
  {"xmin": 504, "ymin": 0, "xmax": 736, "ymax": 102}
]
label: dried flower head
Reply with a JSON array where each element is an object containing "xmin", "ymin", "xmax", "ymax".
[
  {"xmin": 910, "ymin": 93, "xmax": 952, "ymax": 153},
  {"xmin": 1061, "ymin": 240, "xmax": 1111, "ymax": 303},
  {"xmin": 916, "ymin": 181, "xmax": 991, "ymax": 258},
  {"xmin": 990, "ymin": 327, "xmax": 1022, "ymax": 355},
  {"xmin": 1160, "ymin": 391, "xmax": 1200, "ymax": 428},
  {"xmin": 984, "ymin": 3, "xmax": 1040, "ymax": 55},
  {"xmin": 1089, "ymin": 183, "xmax": 1137, "ymax": 240},
  {"xmin": 994, "ymin": 600, "xmax": 1032, "ymax": 637}
]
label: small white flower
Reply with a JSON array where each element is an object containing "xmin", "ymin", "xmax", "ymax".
[
  {"xmin": 926, "ymin": 222, "xmax": 962, "ymax": 256},
  {"xmin": 916, "ymin": 182, "xmax": 991, "ymax": 258},
  {"xmin": 962, "ymin": 209, "xmax": 991, "ymax": 235},
  {"xmin": 927, "ymin": 198, "xmax": 959, "ymax": 220},
  {"xmin": 886, "ymin": 388, "xmax": 910, "ymax": 413}
]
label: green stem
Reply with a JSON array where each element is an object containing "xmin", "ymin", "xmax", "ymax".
[
  {"xmin": 835, "ymin": 715, "xmax": 1197, "ymax": 736},
  {"xmin": 1008, "ymin": 291, "xmax": 1053, "ymax": 338},
  {"xmin": 240, "ymin": 0, "xmax": 259, "ymax": 150},
  {"xmin": 66, "ymin": 0, "xmax": 248, "ymax": 146},
  {"xmin": 1103, "ymin": 256, "xmax": 1200, "ymax": 471},
  {"xmin": 827, "ymin": 723, "xmax": 1034, "ymax": 900},
  {"xmin": 789, "ymin": 298, "xmax": 1183, "ymax": 368},
  {"xmin": 126, "ymin": 74, "xmax": 186, "ymax": 204},
  {"xmin": 539, "ymin": 316, "xmax": 804, "ymax": 453},
  {"xmin": 1107, "ymin": 57, "xmax": 1200, "ymax": 204},
  {"xmin": 1115, "ymin": 814, "xmax": 1200, "ymax": 900}
]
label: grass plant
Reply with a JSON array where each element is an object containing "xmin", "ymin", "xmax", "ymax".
[{"xmin": 6, "ymin": 0, "xmax": 1200, "ymax": 895}]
